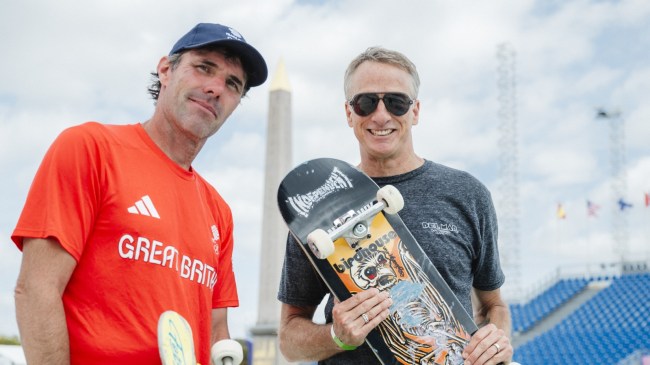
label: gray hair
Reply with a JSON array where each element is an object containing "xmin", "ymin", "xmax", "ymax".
[
  {"xmin": 147, "ymin": 53, "xmax": 183, "ymax": 101},
  {"xmin": 343, "ymin": 46, "xmax": 420, "ymax": 100}
]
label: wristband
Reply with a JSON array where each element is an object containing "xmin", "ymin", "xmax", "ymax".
[{"xmin": 330, "ymin": 324, "xmax": 357, "ymax": 351}]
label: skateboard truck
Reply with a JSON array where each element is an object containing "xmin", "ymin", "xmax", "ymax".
[
  {"xmin": 307, "ymin": 185, "xmax": 404, "ymax": 259},
  {"xmin": 333, "ymin": 210, "xmax": 371, "ymax": 249}
]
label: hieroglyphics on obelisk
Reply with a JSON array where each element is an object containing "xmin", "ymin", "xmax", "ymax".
[{"xmin": 250, "ymin": 59, "xmax": 293, "ymax": 365}]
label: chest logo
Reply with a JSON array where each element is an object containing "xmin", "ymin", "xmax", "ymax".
[
  {"xmin": 421, "ymin": 221, "xmax": 459, "ymax": 235},
  {"xmin": 127, "ymin": 195, "xmax": 160, "ymax": 219}
]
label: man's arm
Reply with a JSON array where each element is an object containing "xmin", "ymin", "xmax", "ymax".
[
  {"xmin": 211, "ymin": 308, "xmax": 230, "ymax": 344},
  {"xmin": 278, "ymin": 304, "xmax": 341, "ymax": 362},
  {"xmin": 15, "ymin": 237, "xmax": 77, "ymax": 365},
  {"xmin": 462, "ymin": 288, "xmax": 513, "ymax": 365},
  {"xmin": 278, "ymin": 288, "xmax": 392, "ymax": 363}
]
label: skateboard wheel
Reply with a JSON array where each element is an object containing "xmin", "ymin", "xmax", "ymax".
[
  {"xmin": 377, "ymin": 185, "xmax": 404, "ymax": 214},
  {"xmin": 211, "ymin": 339, "xmax": 243, "ymax": 365},
  {"xmin": 307, "ymin": 229, "xmax": 335, "ymax": 259}
]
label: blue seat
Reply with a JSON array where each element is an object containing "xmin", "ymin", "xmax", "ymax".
[
  {"xmin": 513, "ymin": 273, "xmax": 650, "ymax": 364},
  {"xmin": 510, "ymin": 278, "xmax": 590, "ymax": 333}
]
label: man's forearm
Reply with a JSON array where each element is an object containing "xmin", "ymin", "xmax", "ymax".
[
  {"xmin": 279, "ymin": 314, "xmax": 343, "ymax": 362},
  {"xmin": 481, "ymin": 304, "xmax": 512, "ymax": 339},
  {"xmin": 211, "ymin": 307, "xmax": 231, "ymax": 345},
  {"xmin": 15, "ymin": 238, "xmax": 75, "ymax": 365},
  {"xmin": 473, "ymin": 289, "xmax": 512, "ymax": 338},
  {"xmin": 15, "ymin": 289, "xmax": 70, "ymax": 364}
]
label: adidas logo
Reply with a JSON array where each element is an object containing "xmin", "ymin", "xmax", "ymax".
[{"xmin": 127, "ymin": 195, "xmax": 160, "ymax": 219}]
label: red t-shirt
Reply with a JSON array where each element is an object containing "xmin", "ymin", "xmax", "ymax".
[{"xmin": 12, "ymin": 122, "xmax": 238, "ymax": 364}]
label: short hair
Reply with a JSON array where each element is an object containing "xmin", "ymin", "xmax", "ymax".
[
  {"xmin": 343, "ymin": 46, "xmax": 420, "ymax": 100},
  {"xmin": 147, "ymin": 46, "xmax": 250, "ymax": 103}
]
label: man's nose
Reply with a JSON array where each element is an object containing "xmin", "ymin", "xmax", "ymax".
[
  {"xmin": 204, "ymin": 76, "xmax": 226, "ymax": 96},
  {"xmin": 371, "ymin": 99, "xmax": 392, "ymax": 122}
]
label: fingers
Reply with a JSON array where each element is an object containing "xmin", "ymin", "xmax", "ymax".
[
  {"xmin": 462, "ymin": 324, "xmax": 513, "ymax": 365},
  {"xmin": 331, "ymin": 288, "xmax": 393, "ymax": 347}
]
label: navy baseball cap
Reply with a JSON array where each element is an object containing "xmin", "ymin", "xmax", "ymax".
[{"xmin": 169, "ymin": 23, "xmax": 268, "ymax": 88}]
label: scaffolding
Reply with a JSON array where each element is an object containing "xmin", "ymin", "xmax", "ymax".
[
  {"xmin": 496, "ymin": 43, "xmax": 522, "ymax": 300},
  {"xmin": 596, "ymin": 109, "xmax": 628, "ymax": 263}
]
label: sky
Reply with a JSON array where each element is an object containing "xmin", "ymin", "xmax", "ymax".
[{"xmin": 1, "ymin": 0, "xmax": 649, "ymax": 341}]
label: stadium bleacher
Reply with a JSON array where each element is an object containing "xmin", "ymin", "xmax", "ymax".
[
  {"xmin": 512, "ymin": 271, "xmax": 650, "ymax": 364},
  {"xmin": 510, "ymin": 277, "xmax": 590, "ymax": 333}
]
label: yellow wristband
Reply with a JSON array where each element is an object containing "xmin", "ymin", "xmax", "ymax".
[{"xmin": 330, "ymin": 324, "xmax": 357, "ymax": 351}]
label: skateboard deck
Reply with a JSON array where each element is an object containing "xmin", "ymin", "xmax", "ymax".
[
  {"xmin": 157, "ymin": 311, "xmax": 243, "ymax": 365},
  {"xmin": 277, "ymin": 158, "xmax": 478, "ymax": 365},
  {"xmin": 158, "ymin": 310, "xmax": 197, "ymax": 365}
]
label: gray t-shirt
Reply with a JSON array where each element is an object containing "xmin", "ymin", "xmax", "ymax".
[{"xmin": 277, "ymin": 160, "xmax": 505, "ymax": 364}]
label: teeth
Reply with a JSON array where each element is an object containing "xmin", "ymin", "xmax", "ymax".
[{"xmin": 371, "ymin": 129, "xmax": 392, "ymax": 136}]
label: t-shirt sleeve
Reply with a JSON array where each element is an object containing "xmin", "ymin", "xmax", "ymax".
[
  {"xmin": 472, "ymin": 186, "xmax": 505, "ymax": 291},
  {"xmin": 277, "ymin": 233, "xmax": 329, "ymax": 307},
  {"xmin": 11, "ymin": 125, "xmax": 102, "ymax": 261},
  {"xmin": 211, "ymin": 202, "xmax": 239, "ymax": 308}
]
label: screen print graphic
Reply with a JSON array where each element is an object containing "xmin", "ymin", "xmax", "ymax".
[
  {"xmin": 328, "ymin": 213, "xmax": 471, "ymax": 365},
  {"xmin": 286, "ymin": 166, "xmax": 353, "ymax": 218}
]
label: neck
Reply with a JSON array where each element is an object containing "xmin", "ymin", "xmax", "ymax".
[
  {"xmin": 358, "ymin": 153, "xmax": 424, "ymax": 177},
  {"xmin": 142, "ymin": 117, "xmax": 203, "ymax": 171}
]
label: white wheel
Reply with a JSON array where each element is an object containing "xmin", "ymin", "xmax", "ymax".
[
  {"xmin": 211, "ymin": 339, "xmax": 243, "ymax": 365},
  {"xmin": 307, "ymin": 229, "xmax": 335, "ymax": 259},
  {"xmin": 377, "ymin": 185, "xmax": 404, "ymax": 214}
]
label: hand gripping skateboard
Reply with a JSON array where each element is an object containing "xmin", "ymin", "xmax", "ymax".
[
  {"xmin": 158, "ymin": 310, "xmax": 243, "ymax": 365},
  {"xmin": 277, "ymin": 158, "xmax": 479, "ymax": 365}
]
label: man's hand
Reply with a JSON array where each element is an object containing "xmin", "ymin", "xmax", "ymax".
[
  {"xmin": 331, "ymin": 288, "xmax": 393, "ymax": 347},
  {"xmin": 462, "ymin": 323, "xmax": 513, "ymax": 365},
  {"xmin": 278, "ymin": 289, "xmax": 392, "ymax": 362}
]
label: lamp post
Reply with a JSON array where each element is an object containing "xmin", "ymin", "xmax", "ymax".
[{"xmin": 595, "ymin": 108, "xmax": 627, "ymax": 265}]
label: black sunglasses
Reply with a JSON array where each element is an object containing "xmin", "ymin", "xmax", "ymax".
[{"xmin": 349, "ymin": 93, "xmax": 414, "ymax": 117}]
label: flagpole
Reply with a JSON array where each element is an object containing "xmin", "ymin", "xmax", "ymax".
[
  {"xmin": 585, "ymin": 204, "xmax": 590, "ymax": 260},
  {"xmin": 645, "ymin": 193, "xmax": 650, "ymax": 259},
  {"xmin": 556, "ymin": 203, "xmax": 566, "ymax": 260},
  {"xmin": 584, "ymin": 204, "xmax": 590, "ymax": 264}
]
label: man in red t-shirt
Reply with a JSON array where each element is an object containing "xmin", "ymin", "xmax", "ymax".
[{"xmin": 12, "ymin": 23, "xmax": 267, "ymax": 365}]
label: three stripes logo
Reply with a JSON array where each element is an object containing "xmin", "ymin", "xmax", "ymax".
[{"xmin": 127, "ymin": 195, "xmax": 160, "ymax": 219}]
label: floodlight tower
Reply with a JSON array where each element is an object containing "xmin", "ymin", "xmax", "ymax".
[
  {"xmin": 496, "ymin": 43, "xmax": 522, "ymax": 300},
  {"xmin": 595, "ymin": 108, "xmax": 628, "ymax": 263}
]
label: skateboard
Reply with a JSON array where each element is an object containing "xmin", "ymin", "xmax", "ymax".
[
  {"xmin": 158, "ymin": 310, "xmax": 243, "ymax": 365},
  {"xmin": 277, "ymin": 158, "xmax": 478, "ymax": 365}
]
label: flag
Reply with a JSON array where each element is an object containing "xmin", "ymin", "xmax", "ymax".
[
  {"xmin": 587, "ymin": 200, "xmax": 600, "ymax": 217},
  {"xmin": 645, "ymin": 192, "xmax": 650, "ymax": 207},
  {"xmin": 557, "ymin": 203, "xmax": 566, "ymax": 219},
  {"xmin": 618, "ymin": 198, "xmax": 633, "ymax": 211}
]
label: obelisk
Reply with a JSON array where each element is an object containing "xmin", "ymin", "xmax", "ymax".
[{"xmin": 250, "ymin": 59, "xmax": 292, "ymax": 365}]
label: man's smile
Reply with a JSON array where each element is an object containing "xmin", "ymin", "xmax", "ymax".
[{"xmin": 369, "ymin": 129, "xmax": 394, "ymax": 136}]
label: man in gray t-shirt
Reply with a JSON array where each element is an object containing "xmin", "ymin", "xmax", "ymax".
[{"xmin": 278, "ymin": 47, "xmax": 514, "ymax": 365}]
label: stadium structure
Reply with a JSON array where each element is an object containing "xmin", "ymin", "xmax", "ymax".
[
  {"xmin": 496, "ymin": 44, "xmax": 649, "ymax": 364},
  {"xmin": 509, "ymin": 261, "xmax": 649, "ymax": 364}
]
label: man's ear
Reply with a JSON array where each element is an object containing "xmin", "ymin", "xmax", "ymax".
[
  {"xmin": 411, "ymin": 99, "xmax": 420, "ymax": 126},
  {"xmin": 345, "ymin": 101, "xmax": 353, "ymax": 127},
  {"xmin": 157, "ymin": 56, "xmax": 172, "ymax": 88}
]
